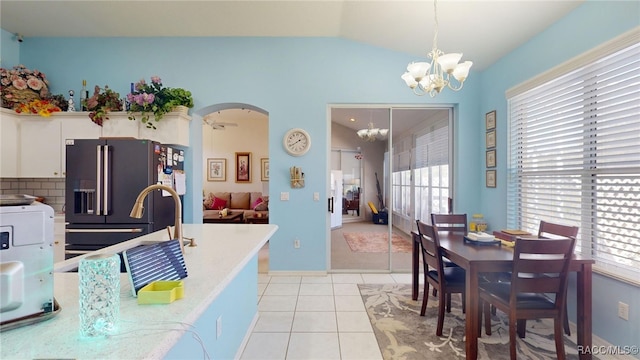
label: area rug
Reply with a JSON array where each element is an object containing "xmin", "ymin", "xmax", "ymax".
[
  {"xmin": 359, "ymin": 284, "xmax": 600, "ymax": 360},
  {"xmin": 343, "ymin": 232, "xmax": 413, "ymax": 253}
]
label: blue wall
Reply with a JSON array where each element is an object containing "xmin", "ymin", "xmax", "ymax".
[
  {"xmin": 2, "ymin": 0, "xmax": 638, "ymax": 353},
  {"xmin": 478, "ymin": 1, "xmax": 640, "ymax": 354},
  {"xmin": 3, "ymin": 36, "xmax": 482, "ymax": 273}
]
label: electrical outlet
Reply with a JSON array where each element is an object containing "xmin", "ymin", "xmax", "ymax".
[
  {"xmin": 618, "ymin": 302, "xmax": 629, "ymax": 320},
  {"xmin": 294, "ymin": 239, "xmax": 300, "ymax": 248},
  {"xmin": 216, "ymin": 315, "xmax": 222, "ymax": 338}
]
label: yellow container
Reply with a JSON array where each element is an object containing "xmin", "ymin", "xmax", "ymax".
[
  {"xmin": 470, "ymin": 214, "xmax": 487, "ymax": 232},
  {"xmin": 137, "ymin": 280, "xmax": 184, "ymax": 304}
]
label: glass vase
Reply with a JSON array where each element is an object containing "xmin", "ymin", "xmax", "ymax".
[{"xmin": 78, "ymin": 253, "xmax": 120, "ymax": 338}]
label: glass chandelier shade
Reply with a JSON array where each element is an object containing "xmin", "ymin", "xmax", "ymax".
[
  {"xmin": 357, "ymin": 122, "xmax": 389, "ymax": 142},
  {"xmin": 401, "ymin": 0, "xmax": 473, "ymax": 97}
]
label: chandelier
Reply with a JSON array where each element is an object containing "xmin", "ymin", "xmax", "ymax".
[
  {"xmin": 401, "ymin": 0, "xmax": 473, "ymax": 97},
  {"xmin": 357, "ymin": 122, "xmax": 388, "ymax": 142}
]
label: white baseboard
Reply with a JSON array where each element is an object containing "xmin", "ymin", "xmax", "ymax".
[{"xmin": 267, "ymin": 270, "xmax": 328, "ymax": 277}]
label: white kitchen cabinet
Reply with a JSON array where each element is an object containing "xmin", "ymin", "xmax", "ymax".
[
  {"xmin": 19, "ymin": 116, "xmax": 63, "ymax": 177},
  {"xmin": 0, "ymin": 109, "xmax": 20, "ymax": 177},
  {"xmin": 19, "ymin": 112, "xmax": 102, "ymax": 177},
  {"xmin": 9, "ymin": 110, "xmax": 189, "ymax": 178}
]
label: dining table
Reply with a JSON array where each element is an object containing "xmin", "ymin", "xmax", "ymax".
[{"xmin": 411, "ymin": 231, "xmax": 595, "ymax": 360}]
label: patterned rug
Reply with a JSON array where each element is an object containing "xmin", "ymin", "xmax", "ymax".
[
  {"xmin": 343, "ymin": 232, "xmax": 413, "ymax": 253},
  {"xmin": 359, "ymin": 284, "xmax": 600, "ymax": 360}
]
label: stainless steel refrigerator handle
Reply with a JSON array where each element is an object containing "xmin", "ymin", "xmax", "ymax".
[
  {"xmin": 66, "ymin": 228, "xmax": 144, "ymax": 233},
  {"xmin": 96, "ymin": 145, "xmax": 102, "ymax": 215},
  {"xmin": 103, "ymin": 145, "xmax": 109, "ymax": 215}
]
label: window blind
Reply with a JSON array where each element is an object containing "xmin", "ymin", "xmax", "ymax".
[
  {"xmin": 414, "ymin": 118, "xmax": 449, "ymax": 169},
  {"xmin": 507, "ymin": 40, "xmax": 640, "ymax": 282}
]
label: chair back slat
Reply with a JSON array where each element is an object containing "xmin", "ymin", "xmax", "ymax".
[
  {"xmin": 510, "ymin": 237, "xmax": 575, "ymax": 306},
  {"xmin": 538, "ymin": 221, "xmax": 579, "ymax": 240},
  {"xmin": 416, "ymin": 220, "xmax": 445, "ymax": 276},
  {"xmin": 431, "ymin": 213, "xmax": 468, "ymax": 233}
]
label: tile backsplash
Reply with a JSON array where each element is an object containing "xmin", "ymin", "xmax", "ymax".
[{"xmin": 0, "ymin": 178, "xmax": 66, "ymax": 212}]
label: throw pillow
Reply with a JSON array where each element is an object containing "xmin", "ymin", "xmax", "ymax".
[
  {"xmin": 211, "ymin": 196, "xmax": 227, "ymax": 210},
  {"xmin": 203, "ymin": 193, "xmax": 215, "ymax": 209},
  {"xmin": 251, "ymin": 197, "xmax": 263, "ymax": 210},
  {"xmin": 255, "ymin": 198, "xmax": 269, "ymax": 211}
]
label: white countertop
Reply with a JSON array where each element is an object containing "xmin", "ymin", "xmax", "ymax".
[{"xmin": 0, "ymin": 223, "xmax": 277, "ymax": 360}]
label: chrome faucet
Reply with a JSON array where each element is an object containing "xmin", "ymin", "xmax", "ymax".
[{"xmin": 130, "ymin": 184, "xmax": 191, "ymax": 253}]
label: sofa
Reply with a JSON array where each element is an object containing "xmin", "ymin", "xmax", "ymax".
[{"xmin": 203, "ymin": 192, "xmax": 269, "ymax": 222}]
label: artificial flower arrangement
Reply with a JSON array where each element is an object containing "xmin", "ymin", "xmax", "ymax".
[
  {"xmin": 14, "ymin": 99, "xmax": 61, "ymax": 117},
  {"xmin": 1, "ymin": 64, "xmax": 50, "ymax": 110},
  {"xmin": 127, "ymin": 76, "xmax": 194, "ymax": 129},
  {"xmin": 84, "ymin": 85, "xmax": 122, "ymax": 126}
]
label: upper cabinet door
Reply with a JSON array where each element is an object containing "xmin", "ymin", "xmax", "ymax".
[
  {"xmin": 19, "ymin": 117, "xmax": 63, "ymax": 177},
  {"xmin": 0, "ymin": 110, "xmax": 19, "ymax": 177}
]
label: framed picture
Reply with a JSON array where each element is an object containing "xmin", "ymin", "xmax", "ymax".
[
  {"xmin": 235, "ymin": 152, "xmax": 251, "ymax": 183},
  {"xmin": 207, "ymin": 158, "xmax": 226, "ymax": 182},
  {"xmin": 485, "ymin": 110, "xmax": 496, "ymax": 131},
  {"xmin": 260, "ymin": 158, "xmax": 269, "ymax": 181},
  {"xmin": 486, "ymin": 170, "xmax": 496, "ymax": 188},
  {"xmin": 486, "ymin": 130, "xmax": 496, "ymax": 149},
  {"xmin": 486, "ymin": 149, "xmax": 496, "ymax": 168}
]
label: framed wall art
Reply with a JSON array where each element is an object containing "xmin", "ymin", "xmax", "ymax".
[
  {"xmin": 207, "ymin": 158, "xmax": 226, "ymax": 182},
  {"xmin": 235, "ymin": 152, "xmax": 251, "ymax": 183},
  {"xmin": 486, "ymin": 130, "xmax": 496, "ymax": 149},
  {"xmin": 260, "ymin": 158, "xmax": 269, "ymax": 181},
  {"xmin": 486, "ymin": 170, "xmax": 496, "ymax": 188},
  {"xmin": 486, "ymin": 149, "xmax": 496, "ymax": 168},
  {"xmin": 485, "ymin": 110, "xmax": 496, "ymax": 131}
]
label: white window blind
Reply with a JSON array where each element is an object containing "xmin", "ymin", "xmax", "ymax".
[{"xmin": 507, "ymin": 40, "xmax": 640, "ymax": 282}]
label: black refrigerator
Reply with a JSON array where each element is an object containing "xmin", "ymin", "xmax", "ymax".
[{"xmin": 65, "ymin": 138, "xmax": 184, "ymax": 259}]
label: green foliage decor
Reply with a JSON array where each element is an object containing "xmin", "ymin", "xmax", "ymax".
[{"xmin": 126, "ymin": 76, "xmax": 194, "ymax": 129}]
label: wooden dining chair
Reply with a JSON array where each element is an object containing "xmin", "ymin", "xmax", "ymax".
[
  {"xmin": 479, "ymin": 237, "xmax": 576, "ymax": 360},
  {"xmin": 430, "ymin": 213, "xmax": 466, "ymax": 295},
  {"xmin": 431, "ymin": 213, "xmax": 468, "ymax": 234},
  {"xmin": 538, "ymin": 220, "xmax": 579, "ymax": 335},
  {"xmin": 416, "ymin": 220, "xmax": 466, "ymax": 336}
]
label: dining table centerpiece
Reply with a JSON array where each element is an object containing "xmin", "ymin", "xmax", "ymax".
[
  {"xmin": 126, "ymin": 76, "xmax": 194, "ymax": 129},
  {"xmin": 84, "ymin": 85, "xmax": 122, "ymax": 126},
  {"xmin": 1, "ymin": 64, "xmax": 50, "ymax": 110}
]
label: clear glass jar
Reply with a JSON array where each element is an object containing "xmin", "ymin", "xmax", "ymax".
[{"xmin": 471, "ymin": 214, "xmax": 487, "ymax": 232}]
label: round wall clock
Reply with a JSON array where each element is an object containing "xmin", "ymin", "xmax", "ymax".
[{"xmin": 283, "ymin": 128, "xmax": 311, "ymax": 156}]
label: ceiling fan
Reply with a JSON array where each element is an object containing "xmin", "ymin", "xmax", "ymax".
[{"xmin": 203, "ymin": 114, "xmax": 238, "ymax": 130}]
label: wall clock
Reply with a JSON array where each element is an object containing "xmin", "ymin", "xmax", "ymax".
[{"xmin": 283, "ymin": 128, "xmax": 311, "ymax": 156}]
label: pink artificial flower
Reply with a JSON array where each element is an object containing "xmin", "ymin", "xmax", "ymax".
[
  {"xmin": 135, "ymin": 79, "xmax": 146, "ymax": 91},
  {"xmin": 150, "ymin": 76, "xmax": 161, "ymax": 84},
  {"xmin": 27, "ymin": 77, "xmax": 43, "ymax": 91},
  {"xmin": 12, "ymin": 78, "xmax": 28, "ymax": 90}
]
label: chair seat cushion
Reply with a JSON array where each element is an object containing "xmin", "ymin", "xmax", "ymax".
[
  {"xmin": 480, "ymin": 282, "xmax": 555, "ymax": 309},
  {"xmin": 428, "ymin": 267, "xmax": 466, "ymax": 285}
]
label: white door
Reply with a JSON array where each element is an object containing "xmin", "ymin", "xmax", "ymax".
[{"xmin": 330, "ymin": 170, "xmax": 343, "ymax": 229}]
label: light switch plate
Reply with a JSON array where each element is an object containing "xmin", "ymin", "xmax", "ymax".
[
  {"xmin": 313, "ymin": 192, "xmax": 319, "ymax": 201},
  {"xmin": 280, "ymin": 192, "xmax": 289, "ymax": 201}
]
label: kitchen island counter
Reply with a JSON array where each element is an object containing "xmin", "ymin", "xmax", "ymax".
[{"xmin": 0, "ymin": 223, "xmax": 277, "ymax": 359}]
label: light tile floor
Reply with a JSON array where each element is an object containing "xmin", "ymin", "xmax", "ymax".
[{"xmin": 240, "ymin": 273, "xmax": 416, "ymax": 360}]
